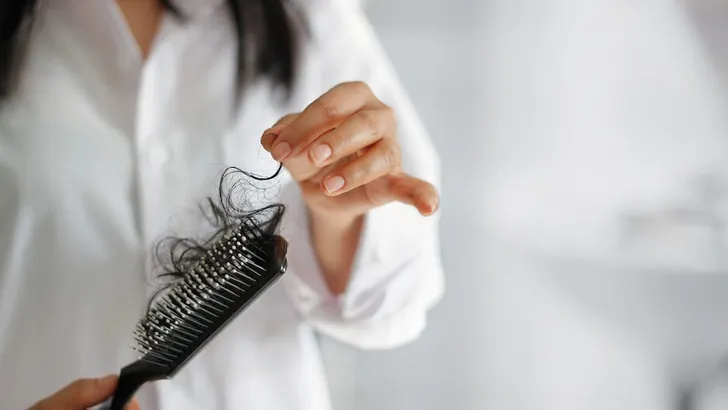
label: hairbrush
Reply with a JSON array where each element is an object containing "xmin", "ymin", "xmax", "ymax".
[
  {"xmin": 100, "ymin": 229, "xmax": 288, "ymax": 410},
  {"xmin": 99, "ymin": 167, "xmax": 289, "ymax": 410}
]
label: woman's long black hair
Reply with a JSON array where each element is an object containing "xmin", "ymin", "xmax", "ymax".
[
  {"xmin": 0, "ymin": 0, "xmax": 303, "ymax": 99},
  {"xmin": 0, "ymin": 2, "xmax": 300, "ymax": 297}
]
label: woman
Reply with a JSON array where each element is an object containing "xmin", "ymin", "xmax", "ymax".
[{"xmin": 0, "ymin": 0, "xmax": 444, "ymax": 409}]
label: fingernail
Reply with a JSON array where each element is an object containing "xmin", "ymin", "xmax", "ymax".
[
  {"xmin": 419, "ymin": 197, "xmax": 438, "ymax": 215},
  {"xmin": 272, "ymin": 142, "xmax": 291, "ymax": 161},
  {"xmin": 324, "ymin": 176, "xmax": 345, "ymax": 193},
  {"xmin": 428, "ymin": 200, "xmax": 439, "ymax": 214},
  {"xmin": 311, "ymin": 144, "xmax": 332, "ymax": 164}
]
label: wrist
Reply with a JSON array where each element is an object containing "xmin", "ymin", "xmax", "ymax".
[
  {"xmin": 307, "ymin": 206, "xmax": 364, "ymax": 231},
  {"xmin": 306, "ymin": 206, "xmax": 365, "ymax": 295}
]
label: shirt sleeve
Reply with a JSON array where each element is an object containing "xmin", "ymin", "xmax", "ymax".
[{"xmin": 277, "ymin": 0, "xmax": 445, "ymax": 350}]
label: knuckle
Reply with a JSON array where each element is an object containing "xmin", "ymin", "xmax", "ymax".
[
  {"xmin": 381, "ymin": 143, "xmax": 401, "ymax": 169},
  {"xmin": 311, "ymin": 99, "xmax": 338, "ymax": 121},
  {"xmin": 416, "ymin": 182, "xmax": 435, "ymax": 199},
  {"xmin": 327, "ymin": 130, "xmax": 350, "ymax": 151},
  {"xmin": 347, "ymin": 164, "xmax": 367, "ymax": 183},
  {"xmin": 277, "ymin": 113, "xmax": 299, "ymax": 126},
  {"xmin": 68, "ymin": 378, "xmax": 87, "ymax": 389},
  {"xmin": 345, "ymin": 80, "xmax": 371, "ymax": 95},
  {"xmin": 70, "ymin": 378, "xmax": 93, "ymax": 394},
  {"xmin": 381, "ymin": 104, "xmax": 397, "ymax": 129},
  {"xmin": 357, "ymin": 110, "xmax": 380, "ymax": 137}
]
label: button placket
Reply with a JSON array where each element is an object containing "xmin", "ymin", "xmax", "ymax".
[{"xmin": 134, "ymin": 46, "xmax": 175, "ymax": 244}]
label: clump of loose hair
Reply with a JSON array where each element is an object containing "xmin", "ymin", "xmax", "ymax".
[{"xmin": 147, "ymin": 164, "xmax": 285, "ymax": 307}]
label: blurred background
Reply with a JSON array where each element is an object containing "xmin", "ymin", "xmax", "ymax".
[{"xmin": 319, "ymin": 1, "xmax": 728, "ymax": 409}]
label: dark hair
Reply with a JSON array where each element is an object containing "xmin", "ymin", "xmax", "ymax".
[
  {"xmin": 0, "ymin": 2, "xmax": 295, "ymax": 298},
  {"xmin": 149, "ymin": 165, "xmax": 286, "ymax": 306},
  {"xmin": 0, "ymin": 0, "xmax": 303, "ymax": 100}
]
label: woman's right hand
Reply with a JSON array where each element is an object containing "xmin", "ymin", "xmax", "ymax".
[{"xmin": 28, "ymin": 375, "xmax": 140, "ymax": 410}]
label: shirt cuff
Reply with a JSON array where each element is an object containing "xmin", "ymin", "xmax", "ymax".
[{"xmin": 278, "ymin": 180, "xmax": 443, "ymax": 349}]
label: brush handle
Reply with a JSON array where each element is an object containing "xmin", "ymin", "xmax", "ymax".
[
  {"xmin": 98, "ymin": 359, "xmax": 168, "ymax": 410},
  {"xmin": 98, "ymin": 375, "xmax": 144, "ymax": 410}
]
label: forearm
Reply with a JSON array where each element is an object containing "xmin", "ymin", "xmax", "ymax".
[{"xmin": 308, "ymin": 209, "xmax": 364, "ymax": 295}]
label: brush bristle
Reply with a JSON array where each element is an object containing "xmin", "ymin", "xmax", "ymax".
[{"xmin": 131, "ymin": 228, "xmax": 287, "ymax": 372}]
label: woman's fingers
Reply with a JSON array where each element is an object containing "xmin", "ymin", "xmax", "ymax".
[
  {"xmin": 371, "ymin": 173, "xmax": 440, "ymax": 216},
  {"xmin": 58, "ymin": 376, "xmax": 118, "ymax": 408},
  {"xmin": 127, "ymin": 398, "xmax": 142, "ymax": 410},
  {"xmin": 261, "ymin": 113, "xmax": 300, "ymax": 150},
  {"xmin": 256, "ymin": 82, "xmax": 439, "ymax": 217},
  {"xmin": 274, "ymin": 113, "xmax": 300, "ymax": 127},
  {"xmin": 263, "ymin": 105, "xmax": 395, "ymax": 183},
  {"xmin": 319, "ymin": 139, "xmax": 400, "ymax": 196},
  {"xmin": 30, "ymin": 375, "xmax": 119, "ymax": 410},
  {"xmin": 261, "ymin": 125, "xmax": 285, "ymax": 151},
  {"xmin": 270, "ymin": 81, "xmax": 377, "ymax": 161},
  {"xmin": 301, "ymin": 172, "xmax": 439, "ymax": 217},
  {"xmin": 308, "ymin": 106, "xmax": 395, "ymax": 167}
]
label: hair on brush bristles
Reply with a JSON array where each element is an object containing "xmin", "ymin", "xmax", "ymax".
[
  {"xmin": 148, "ymin": 164, "xmax": 286, "ymax": 309},
  {"xmin": 99, "ymin": 165, "xmax": 288, "ymax": 410}
]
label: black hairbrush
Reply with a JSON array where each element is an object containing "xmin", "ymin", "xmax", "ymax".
[{"xmin": 100, "ymin": 227, "xmax": 288, "ymax": 410}]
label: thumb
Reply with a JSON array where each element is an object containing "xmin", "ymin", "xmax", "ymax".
[
  {"xmin": 55, "ymin": 374, "xmax": 118, "ymax": 408},
  {"xmin": 368, "ymin": 173, "xmax": 440, "ymax": 216}
]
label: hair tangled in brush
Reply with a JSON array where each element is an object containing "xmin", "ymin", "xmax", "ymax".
[{"xmin": 147, "ymin": 164, "xmax": 286, "ymax": 308}]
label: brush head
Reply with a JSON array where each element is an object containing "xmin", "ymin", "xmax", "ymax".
[{"xmin": 131, "ymin": 228, "xmax": 288, "ymax": 377}]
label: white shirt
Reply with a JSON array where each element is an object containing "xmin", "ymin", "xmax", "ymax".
[{"xmin": 0, "ymin": 1, "xmax": 444, "ymax": 409}]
